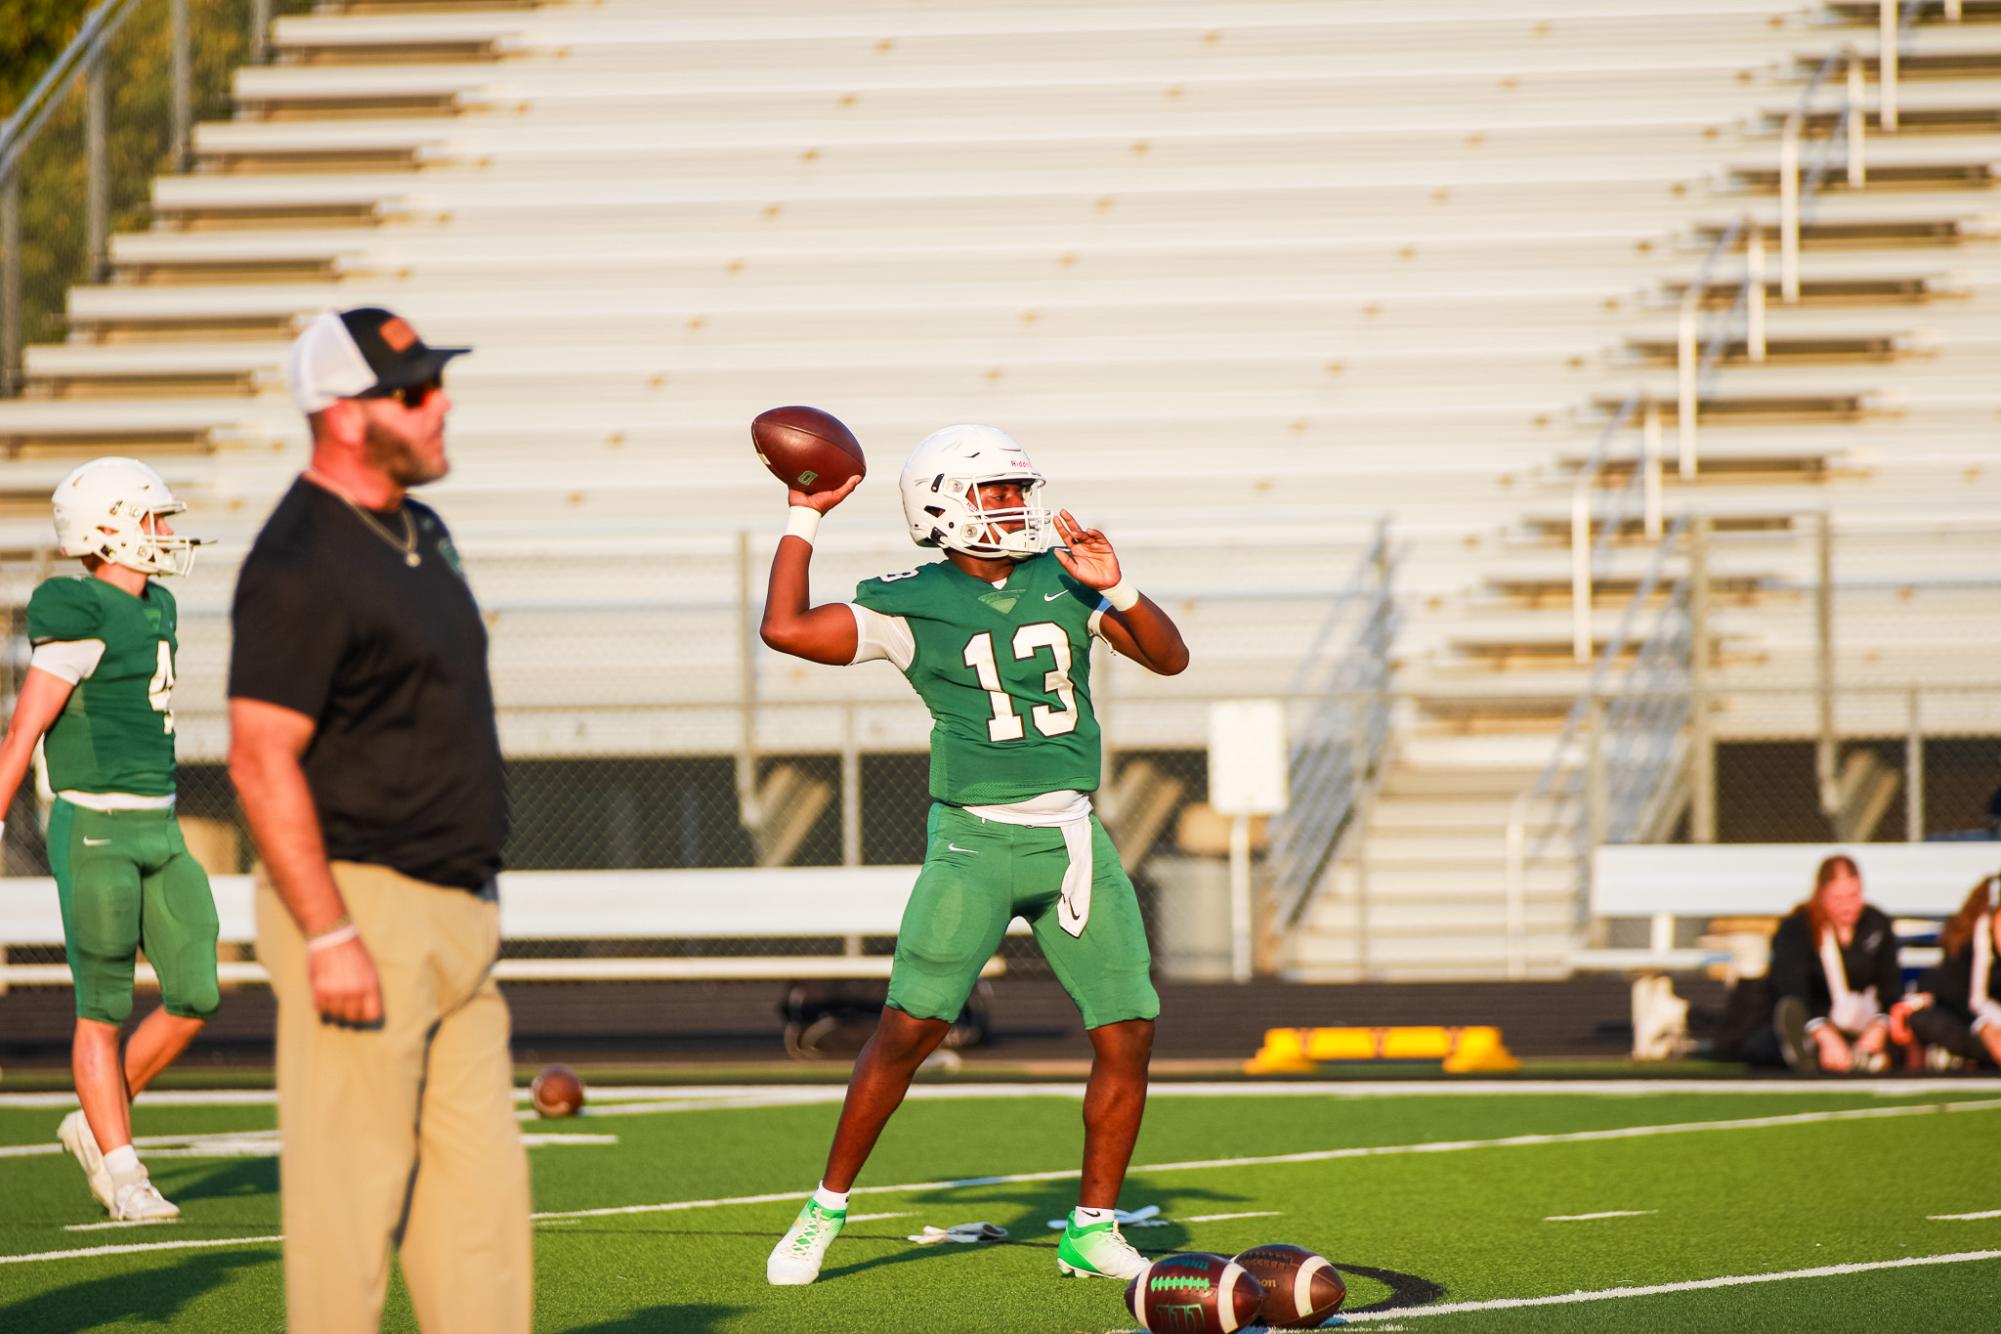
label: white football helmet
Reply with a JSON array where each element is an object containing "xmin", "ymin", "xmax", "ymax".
[
  {"xmin": 898, "ymin": 424, "xmax": 1053, "ymax": 559},
  {"xmin": 52, "ymin": 457, "xmax": 204, "ymax": 577}
]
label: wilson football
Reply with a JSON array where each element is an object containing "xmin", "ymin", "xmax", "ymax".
[
  {"xmin": 1233, "ymin": 1243, "xmax": 1346, "ymax": 1328},
  {"xmin": 531, "ymin": 1065, "xmax": 585, "ymax": 1118},
  {"xmin": 1124, "ymin": 1252, "xmax": 1265, "ymax": 1334},
  {"xmin": 752, "ymin": 405, "xmax": 865, "ymax": 494}
]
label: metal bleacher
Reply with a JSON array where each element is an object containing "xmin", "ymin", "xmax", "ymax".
[{"xmin": 6, "ymin": 0, "xmax": 2001, "ymax": 978}]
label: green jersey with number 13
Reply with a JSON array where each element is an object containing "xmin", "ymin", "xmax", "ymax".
[
  {"xmin": 26, "ymin": 575, "xmax": 179, "ymax": 797},
  {"xmin": 853, "ymin": 552, "xmax": 1106, "ymax": 806}
]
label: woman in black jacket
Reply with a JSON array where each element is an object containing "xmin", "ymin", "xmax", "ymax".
[
  {"xmin": 1750, "ymin": 853, "xmax": 1902, "ymax": 1072},
  {"xmin": 1892, "ymin": 878, "xmax": 2001, "ymax": 1070}
]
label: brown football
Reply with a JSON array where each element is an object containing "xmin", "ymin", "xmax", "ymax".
[
  {"xmin": 1125, "ymin": 1253, "xmax": 1265, "ymax": 1334},
  {"xmin": 530, "ymin": 1065, "xmax": 585, "ymax": 1118},
  {"xmin": 752, "ymin": 405, "xmax": 865, "ymax": 494},
  {"xmin": 1232, "ymin": 1243, "xmax": 1346, "ymax": 1328}
]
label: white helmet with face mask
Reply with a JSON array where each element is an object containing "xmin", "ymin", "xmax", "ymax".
[
  {"xmin": 51, "ymin": 457, "xmax": 205, "ymax": 577},
  {"xmin": 897, "ymin": 424, "xmax": 1053, "ymax": 560}
]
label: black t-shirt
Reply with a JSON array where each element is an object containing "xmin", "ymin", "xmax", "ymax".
[{"xmin": 229, "ymin": 478, "xmax": 506, "ymax": 891}]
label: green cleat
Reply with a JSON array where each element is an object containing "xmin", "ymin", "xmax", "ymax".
[
  {"xmin": 1056, "ymin": 1215, "xmax": 1147, "ymax": 1280},
  {"xmin": 767, "ymin": 1198, "xmax": 846, "ymax": 1285}
]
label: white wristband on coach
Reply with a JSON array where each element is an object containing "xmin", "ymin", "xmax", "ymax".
[
  {"xmin": 1101, "ymin": 579, "xmax": 1140, "ymax": 612},
  {"xmin": 785, "ymin": 507, "xmax": 821, "ymax": 544},
  {"xmin": 306, "ymin": 924, "xmax": 359, "ymax": 954}
]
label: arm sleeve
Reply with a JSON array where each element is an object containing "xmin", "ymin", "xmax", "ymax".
[
  {"xmin": 228, "ymin": 553, "xmax": 348, "ymax": 720},
  {"xmin": 25, "ymin": 579, "xmax": 101, "ymax": 645},
  {"xmin": 29, "ymin": 639, "xmax": 106, "ymax": 683},
  {"xmin": 1870, "ymin": 911, "xmax": 1903, "ymax": 1004},
  {"xmin": 847, "ymin": 604, "xmax": 915, "ymax": 671},
  {"xmin": 1767, "ymin": 916, "xmax": 1819, "ymax": 1017}
]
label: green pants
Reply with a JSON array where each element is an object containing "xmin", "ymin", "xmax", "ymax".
[
  {"xmin": 50, "ymin": 800, "xmax": 219, "ymax": 1025},
  {"xmin": 887, "ymin": 803, "xmax": 1159, "ymax": 1030}
]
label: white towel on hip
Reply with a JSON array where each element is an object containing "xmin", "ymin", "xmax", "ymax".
[{"xmin": 962, "ymin": 790, "xmax": 1096, "ymax": 938}]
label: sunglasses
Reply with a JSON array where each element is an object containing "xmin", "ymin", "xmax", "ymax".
[{"xmin": 359, "ymin": 376, "xmax": 443, "ymax": 410}]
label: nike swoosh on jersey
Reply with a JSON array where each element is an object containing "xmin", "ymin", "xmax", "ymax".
[
  {"xmin": 1044, "ymin": 592, "xmax": 1071, "ymax": 601},
  {"xmin": 947, "ymin": 843, "xmax": 977, "ymax": 854}
]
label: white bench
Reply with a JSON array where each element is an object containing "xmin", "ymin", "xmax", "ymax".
[
  {"xmin": 1583, "ymin": 843, "xmax": 2000, "ymax": 1058},
  {"xmin": 0, "ymin": 866, "xmax": 1025, "ymax": 989}
]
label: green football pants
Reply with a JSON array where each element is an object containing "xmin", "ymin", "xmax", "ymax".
[
  {"xmin": 887, "ymin": 802, "xmax": 1159, "ymax": 1030},
  {"xmin": 50, "ymin": 800, "xmax": 219, "ymax": 1025}
]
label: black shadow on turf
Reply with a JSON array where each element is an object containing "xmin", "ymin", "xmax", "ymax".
[
  {"xmin": 153, "ymin": 1156, "xmax": 280, "ymax": 1203},
  {"xmin": 0, "ymin": 1248, "xmax": 271, "ymax": 1333},
  {"xmin": 1328, "ymin": 1261, "xmax": 1447, "ymax": 1315},
  {"xmin": 562, "ymin": 1302, "xmax": 743, "ymax": 1332}
]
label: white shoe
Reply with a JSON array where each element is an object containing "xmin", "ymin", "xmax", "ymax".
[
  {"xmin": 57, "ymin": 1111, "xmax": 116, "ymax": 1213},
  {"xmin": 110, "ymin": 1177, "xmax": 180, "ymax": 1223},
  {"xmin": 1056, "ymin": 1216, "xmax": 1150, "ymax": 1280},
  {"xmin": 767, "ymin": 1199, "xmax": 846, "ymax": 1285}
]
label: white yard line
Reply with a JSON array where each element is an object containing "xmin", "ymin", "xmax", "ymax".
[
  {"xmin": 1338, "ymin": 1249, "xmax": 2001, "ymax": 1322},
  {"xmin": 5, "ymin": 1078, "xmax": 2001, "ymax": 1111},
  {"xmin": 1183, "ymin": 1210, "xmax": 1284, "ymax": 1223},
  {"xmin": 846, "ymin": 1212, "xmax": 918, "ymax": 1223},
  {"xmin": 1544, "ymin": 1210, "xmax": 1656, "ymax": 1222},
  {"xmin": 61, "ymin": 1219, "xmax": 179, "ymax": 1233},
  {"xmin": 2, "ymin": 1131, "xmax": 614, "ymax": 1160},
  {"xmin": 1929, "ymin": 1209, "xmax": 2001, "ymax": 1221},
  {"xmin": 528, "ymin": 1098, "xmax": 2001, "ymax": 1223},
  {"xmin": 0, "ymin": 1235, "xmax": 283, "ymax": 1266}
]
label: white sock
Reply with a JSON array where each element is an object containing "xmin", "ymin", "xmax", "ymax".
[
  {"xmin": 812, "ymin": 1184, "xmax": 849, "ymax": 1213},
  {"xmin": 102, "ymin": 1143, "xmax": 143, "ymax": 1187},
  {"xmin": 1073, "ymin": 1206, "xmax": 1116, "ymax": 1226}
]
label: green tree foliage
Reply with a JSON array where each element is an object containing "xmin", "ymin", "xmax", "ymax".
[{"xmin": 4, "ymin": 1, "xmax": 304, "ymax": 357}]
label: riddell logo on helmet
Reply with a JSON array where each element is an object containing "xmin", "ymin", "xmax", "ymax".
[{"xmin": 379, "ymin": 318, "xmax": 418, "ymax": 352}]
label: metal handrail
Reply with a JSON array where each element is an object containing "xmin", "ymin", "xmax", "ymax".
[
  {"xmin": 1266, "ymin": 518, "xmax": 1396, "ymax": 939},
  {"xmin": 1506, "ymin": 513, "xmax": 1691, "ymax": 977}
]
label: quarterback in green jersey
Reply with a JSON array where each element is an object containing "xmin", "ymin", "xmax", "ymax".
[
  {"xmin": 0, "ymin": 457, "xmax": 217, "ymax": 1222},
  {"xmin": 761, "ymin": 424, "xmax": 1189, "ymax": 1286}
]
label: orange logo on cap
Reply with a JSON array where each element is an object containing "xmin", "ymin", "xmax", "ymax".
[{"xmin": 379, "ymin": 317, "xmax": 418, "ymax": 352}]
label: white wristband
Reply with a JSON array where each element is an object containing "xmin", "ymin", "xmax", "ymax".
[
  {"xmin": 305, "ymin": 924, "xmax": 359, "ymax": 954},
  {"xmin": 784, "ymin": 507, "xmax": 821, "ymax": 544},
  {"xmin": 1101, "ymin": 579, "xmax": 1140, "ymax": 612}
]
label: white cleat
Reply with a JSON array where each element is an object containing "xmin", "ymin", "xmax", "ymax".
[
  {"xmin": 110, "ymin": 1178, "xmax": 181, "ymax": 1223},
  {"xmin": 57, "ymin": 1111, "xmax": 116, "ymax": 1213},
  {"xmin": 766, "ymin": 1199, "xmax": 846, "ymax": 1285}
]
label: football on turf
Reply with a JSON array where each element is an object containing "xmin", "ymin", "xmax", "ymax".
[
  {"xmin": 531, "ymin": 1065, "xmax": 585, "ymax": 1118},
  {"xmin": 1124, "ymin": 1252, "xmax": 1265, "ymax": 1334},
  {"xmin": 1232, "ymin": 1243, "xmax": 1346, "ymax": 1328},
  {"xmin": 752, "ymin": 405, "xmax": 865, "ymax": 494}
]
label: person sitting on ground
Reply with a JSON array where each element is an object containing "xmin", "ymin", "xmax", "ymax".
[
  {"xmin": 1890, "ymin": 877, "xmax": 2001, "ymax": 1071},
  {"xmin": 1749, "ymin": 853, "xmax": 1902, "ymax": 1073}
]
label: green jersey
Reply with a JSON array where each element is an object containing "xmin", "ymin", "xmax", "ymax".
[
  {"xmin": 26, "ymin": 575, "xmax": 179, "ymax": 796},
  {"xmin": 852, "ymin": 553, "xmax": 1106, "ymax": 805}
]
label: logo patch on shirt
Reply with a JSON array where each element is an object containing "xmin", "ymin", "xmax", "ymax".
[{"xmin": 978, "ymin": 591, "xmax": 1020, "ymax": 616}]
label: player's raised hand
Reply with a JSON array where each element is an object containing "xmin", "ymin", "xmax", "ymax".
[
  {"xmin": 1051, "ymin": 509, "xmax": 1121, "ymax": 590},
  {"xmin": 788, "ymin": 472, "xmax": 863, "ymax": 514}
]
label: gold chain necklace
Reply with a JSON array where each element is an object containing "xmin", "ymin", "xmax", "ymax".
[{"xmin": 303, "ymin": 470, "xmax": 421, "ymax": 567}]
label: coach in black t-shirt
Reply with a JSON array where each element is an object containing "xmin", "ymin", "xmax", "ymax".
[{"xmin": 227, "ymin": 307, "xmax": 531, "ymax": 1334}]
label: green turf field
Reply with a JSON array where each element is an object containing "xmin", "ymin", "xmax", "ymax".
[{"xmin": 2, "ymin": 1079, "xmax": 1998, "ymax": 1332}]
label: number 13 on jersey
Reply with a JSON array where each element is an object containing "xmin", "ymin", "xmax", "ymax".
[{"xmin": 962, "ymin": 624, "xmax": 1078, "ymax": 741}]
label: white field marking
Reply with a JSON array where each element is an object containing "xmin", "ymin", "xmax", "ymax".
[
  {"xmin": 846, "ymin": 1212, "xmax": 917, "ymax": 1223},
  {"xmin": 2, "ymin": 1130, "xmax": 613, "ymax": 1161},
  {"xmin": 1930, "ymin": 1209, "xmax": 2001, "ymax": 1221},
  {"xmin": 0, "ymin": 1234, "xmax": 284, "ymax": 1266},
  {"xmin": 527, "ymin": 1098, "xmax": 2001, "ymax": 1224},
  {"xmin": 7, "ymin": 1078, "xmax": 2001, "ymax": 1111},
  {"xmin": 1544, "ymin": 1210, "xmax": 1656, "ymax": 1222},
  {"xmin": 1183, "ymin": 1211, "xmax": 1283, "ymax": 1224},
  {"xmin": 1337, "ymin": 1249, "xmax": 2001, "ymax": 1322}
]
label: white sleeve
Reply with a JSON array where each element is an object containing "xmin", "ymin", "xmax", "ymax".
[
  {"xmin": 29, "ymin": 639, "xmax": 106, "ymax": 684},
  {"xmin": 847, "ymin": 604, "xmax": 916, "ymax": 671}
]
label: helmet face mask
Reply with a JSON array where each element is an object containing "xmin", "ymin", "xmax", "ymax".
[
  {"xmin": 899, "ymin": 424, "xmax": 1055, "ymax": 561},
  {"xmin": 52, "ymin": 458, "xmax": 202, "ymax": 578}
]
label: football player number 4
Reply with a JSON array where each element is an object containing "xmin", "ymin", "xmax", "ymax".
[
  {"xmin": 962, "ymin": 625, "xmax": 1077, "ymax": 741},
  {"xmin": 148, "ymin": 641, "xmax": 176, "ymax": 735}
]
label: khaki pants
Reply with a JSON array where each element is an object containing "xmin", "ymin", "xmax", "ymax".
[{"xmin": 257, "ymin": 861, "xmax": 532, "ymax": 1334}]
